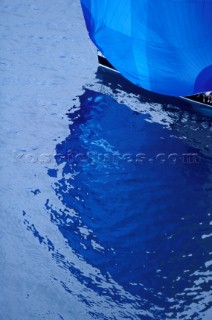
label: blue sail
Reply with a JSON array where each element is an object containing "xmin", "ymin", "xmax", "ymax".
[{"xmin": 80, "ymin": 0, "xmax": 212, "ymax": 96}]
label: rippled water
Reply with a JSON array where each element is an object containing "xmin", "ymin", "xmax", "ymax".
[{"xmin": 0, "ymin": 1, "xmax": 212, "ymax": 320}]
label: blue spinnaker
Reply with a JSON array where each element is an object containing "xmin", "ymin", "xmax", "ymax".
[{"xmin": 80, "ymin": 0, "xmax": 212, "ymax": 96}]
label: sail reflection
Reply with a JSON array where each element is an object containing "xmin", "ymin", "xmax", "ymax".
[{"xmin": 46, "ymin": 83, "xmax": 212, "ymax": 319}]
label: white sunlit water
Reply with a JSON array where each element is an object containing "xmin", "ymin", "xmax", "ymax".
[{"xmin": 0, "ymin": 1, "xmax": 212, "ymax": 320}]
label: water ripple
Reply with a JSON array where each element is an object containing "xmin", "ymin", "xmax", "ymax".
[{"xmin": 44, "ymin": 88, "xmax": 212, "ymax": 319}]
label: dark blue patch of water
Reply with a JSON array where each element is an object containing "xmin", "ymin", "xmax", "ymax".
[{"xmin": 46, "ymin": 87, "xmax": 212, "ymax": 319}]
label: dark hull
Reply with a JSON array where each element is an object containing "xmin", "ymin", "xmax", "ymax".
[{"xmin": 97, "ymin": 52, "xmax": 212, "ymax": 109}]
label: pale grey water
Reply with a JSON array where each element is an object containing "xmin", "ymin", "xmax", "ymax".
[{"xmin": 0, "ymin": 1, "xmax": 97, "ymax": 319}]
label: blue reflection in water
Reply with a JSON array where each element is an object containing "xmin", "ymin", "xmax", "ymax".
[{"xmin": 47, "ymin": 84, "xmax": 212, "ymax": 319}]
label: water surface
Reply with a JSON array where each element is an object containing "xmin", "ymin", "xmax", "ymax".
[{"xmin": 0, "ymin": 1, "xmax": 212, "ymax": 320}]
